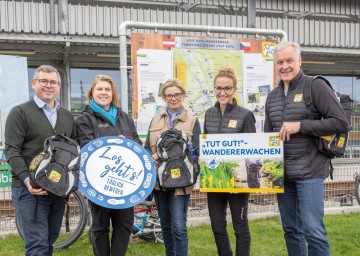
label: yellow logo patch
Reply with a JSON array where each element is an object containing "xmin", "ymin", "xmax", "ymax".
[
  {"xmin": 269, "ymin": 136, "xmax": 280, "ymax": 146},
  {"xmin": 49, "ymin": 170, "xmax": 61, "ymax": 183},
  {"xmin": 294, "ymin": 94, "xmax": 303, "ymax": 102},
  {"xmin": 170, "ymin": 168, "xmax": 181, "ymax": 179},
  {"xmin": 337, "ymin": 136, "xmax": 345, "ymax": 148},
  {"xmin": 29, "ymin": 152, "xmax": 45, "ymax": 172},
  {"xmin": 228, "ymin": 120, "xmax": 237, "ymax": 128},
  {"xmin": 321, "ymin": 135, "xmax": 333, "ymax": 142}
]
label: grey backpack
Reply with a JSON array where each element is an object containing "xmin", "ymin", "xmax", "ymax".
[
  {"xmin": 156, "ymin": 129, "xmax": 199, "ymax": 189},
  {"xmin": 29, "ymin": 134, "xmax": 80, "ymax": 198}
]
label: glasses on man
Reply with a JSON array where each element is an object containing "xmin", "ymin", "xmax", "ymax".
[
  {"xmin": 35, "ymin": 79, "xmax": 60, "ymax": 87},
  {"xmin": 214, "ymin": 86, "xmax": 234, "ymax": 94},
  {"xmin": 164, "ymin": 93, "xmax": 183, "ymax": 100}
]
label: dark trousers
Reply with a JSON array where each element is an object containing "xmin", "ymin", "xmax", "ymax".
[
  {"xmin": 12, "ymin": 187, "xmax": 65, "ymax": 256},
  {"xmin": 89, "ymin": 201, "xmax": 134, "ymax": 256},
  {"xmin": 207, "ymin": 193, "xmax": 250, "ymax": 256}
]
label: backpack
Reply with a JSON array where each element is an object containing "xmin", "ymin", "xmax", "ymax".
[
  {"xmin": 303, "ymin": 76, "xmax": 353, "ymax": 178},
  {"xmin": 29, "ymin": 134, "xmax": 80, "ymax": 198},
  {"xmin": 156, "ymin": 129, "xmax": 199, "ymax": 189}
]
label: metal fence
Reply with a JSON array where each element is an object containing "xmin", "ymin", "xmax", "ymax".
[
  {"xmin": 2, "ymin": 117, "xmax": 360, "ymax": 234},
  {"xmin": 1, "ymin": 157, "xmax": 360, "ymax": 235}
]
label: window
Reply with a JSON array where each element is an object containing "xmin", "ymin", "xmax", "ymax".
[
  {"xmin": 70, "ymin": 69, "xmax": 121, "ymax": 115},
  {"xmin": 326, "ymin": 76, "xmax": 358, "ymax": 115}
]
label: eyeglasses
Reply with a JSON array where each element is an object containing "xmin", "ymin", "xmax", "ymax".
[
  {"xmin": 164, "ymin": 93, "xmax": 183, "ymax": 100},
  {"xmin": 35, "ymin": 79, "xmax": 60, "ymax": 87},
  {"xmin": 214, "ymin": 86, "xmax": 234, "ymax": 94}
]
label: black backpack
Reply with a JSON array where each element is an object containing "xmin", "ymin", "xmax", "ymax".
[
  {"xmin": 303, "ymin": 76, "xmax": 353, "ymax": 178},
  {"xmin": 156, "ymin": 129, "xmax": 199, "ymax": 189},
  {"xmin": 29, "ymin": 134, "xmax": 80, "ymax": 198}
]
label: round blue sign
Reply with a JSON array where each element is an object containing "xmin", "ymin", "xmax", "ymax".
[{"xmin": 79, "ymin": 136, "xmax": 156, "ymax": 209}]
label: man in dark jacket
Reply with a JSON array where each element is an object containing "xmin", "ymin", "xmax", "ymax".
[
  {"xmin": 5, "ymin": 65, "xmax": 77, "ymax": 255},
  {"xmin": 264, "ymin": 42, "xmax": 350, "ymax": 256}
]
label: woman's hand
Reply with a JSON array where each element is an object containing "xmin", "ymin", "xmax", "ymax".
[{"xmin": 152, "ymin": 153, "xmax": 159, "ymax": 162}]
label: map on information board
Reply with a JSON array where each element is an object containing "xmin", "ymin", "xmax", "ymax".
[{"xmin": 173, "ymin": 49, "xmax": 243, "ymax": 119}]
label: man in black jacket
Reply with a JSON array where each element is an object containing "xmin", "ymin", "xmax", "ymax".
[
  {"xmin": 5, "ymin": 65, "xmax": 77, "ymax": 255},
  {"xmin": 264, "ymin": 42, "xmax": 350, "ymax": 256}
]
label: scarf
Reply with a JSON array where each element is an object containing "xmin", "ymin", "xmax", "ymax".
[
  {"xmin": 166, "ymin": 106, "xmax": 184, "ymax": 129},
  {"xmin": 89, "ymin": 99, "xmax": 118, "ymax": 127}
]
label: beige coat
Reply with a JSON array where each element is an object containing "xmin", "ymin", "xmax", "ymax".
[{"xmin": 148, "ymin": 109, "xmax": 197, "ymax": 195}]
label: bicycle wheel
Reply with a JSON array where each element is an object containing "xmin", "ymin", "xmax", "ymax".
[
  {"xmin": 355, "ymin": 178, "xmax": 360, "ymax": 205},
  {"xmin": 151, "ymin": 217, "xmax": 163, "ymax": 243},
  {"xmin": 137, "ymin": 231, "xmax": 155, "ymax": 241},
  {"xmin": 148, "ymin": 208, "xmax": 163, "ymax": 243},
  {"xmin": 15, "ymin": 212, "xmax": 24, "ymax": 240},
  {"xmin": 132, "ymin": 222, "xmax": 155, "ymax": 241},
  {"xmin": 15, "ymin": 190, "xmax": 88, "ymax": 249}
]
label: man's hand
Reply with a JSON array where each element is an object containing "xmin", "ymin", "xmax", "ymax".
[
  {"xmin": 25, "ymin": 180, "xmax": 48, "ymax": 195},
  {"xmin": 279, "ymin": 121, "xmax": 301, "ymax": 141}
]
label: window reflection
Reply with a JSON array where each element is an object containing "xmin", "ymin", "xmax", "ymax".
[
  {"xmin": 70, "ymin": 69, "xmax": 121, "ymax": 115},
  {"xmin": 326, "ymin": 77, "xmax": 352, "ymax": 97},
  {"xmin": 28, "ymin": 68, "xmax": 35, "ymax": 99},
  {"xmin": 326, "ymin": 76, "xmax": 358, "ymax": 115},
  {"xmin": 353, "ymin": 77, "xmax": 360, "ymax": 115}
]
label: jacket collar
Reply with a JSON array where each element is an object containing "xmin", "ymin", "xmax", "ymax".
[
  {"xmin": 82, "ymin": 105, "xmax": 122, "ymax": 117},
  {"xmin": 278, "ymin": 70, "xmax": 304, "ymax": 90},
  {"xmin": 159, "ymin": 107, "xmax": 189, "ymax": 122},
  {"xmin": 215, "ymin": 98, "xmax": 238, "ymax": 113}
]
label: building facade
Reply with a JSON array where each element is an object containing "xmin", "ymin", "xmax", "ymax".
[
  {"xmin": 0, "ymin": 0, "xmax": 359, "ymax": 232},
  {"xmin": 0, "ymin": 0, "xmax": 359, "ymax": 113}
]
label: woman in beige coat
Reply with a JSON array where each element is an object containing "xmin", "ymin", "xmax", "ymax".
[{"xmin": 144, "ymin": 79, "xmax": 201, "ymax": 256}]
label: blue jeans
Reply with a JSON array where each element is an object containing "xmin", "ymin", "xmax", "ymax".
[
  {"xmin": 12, "ymin": 187, "xmax": 65, "ymax": 256},
  {"xmin": 154, "ymin": 190, "xmax": 190, "ymax": 256},
  {"xmin": 277, "ymin": 178, "xmax": 330, "ymax": 256}
]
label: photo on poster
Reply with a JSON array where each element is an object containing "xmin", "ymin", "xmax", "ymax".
[
  {"xmin": 141, "ymin": 92, "xmax": 156, "ymax": 104},
  {"xmin": 258, "ymin": 84, "xmax": 271, "ymax": 96},
  {"xmin": 247, "ymin": 93, "xmax": 260, "ymax": 104}
]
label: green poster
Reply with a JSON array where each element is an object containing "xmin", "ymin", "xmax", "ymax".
[{"xmin": 0, "ymin": 150, "xmax": 12, "ymax": 187}]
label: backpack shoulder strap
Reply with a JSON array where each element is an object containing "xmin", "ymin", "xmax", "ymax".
[
  {"xmin": 303, "ymin": 76, "xmax": 315, "ymax": 120},
  {"xmin": 313, "ymin": 75, "xmax": 334, "ymax": 91},
  {"xmin": 303, "ymin": 75, "xmax": 334, "ymax": 120}
]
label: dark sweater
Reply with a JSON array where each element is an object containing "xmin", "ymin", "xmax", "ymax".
[{"xmin": 5, "ymin": 100, "xmax": 77, "ymax": 188}]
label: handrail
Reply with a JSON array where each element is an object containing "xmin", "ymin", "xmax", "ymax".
[{"xmin": 118, "ymin": 21, "xmax": 288, "ymax": 113}]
